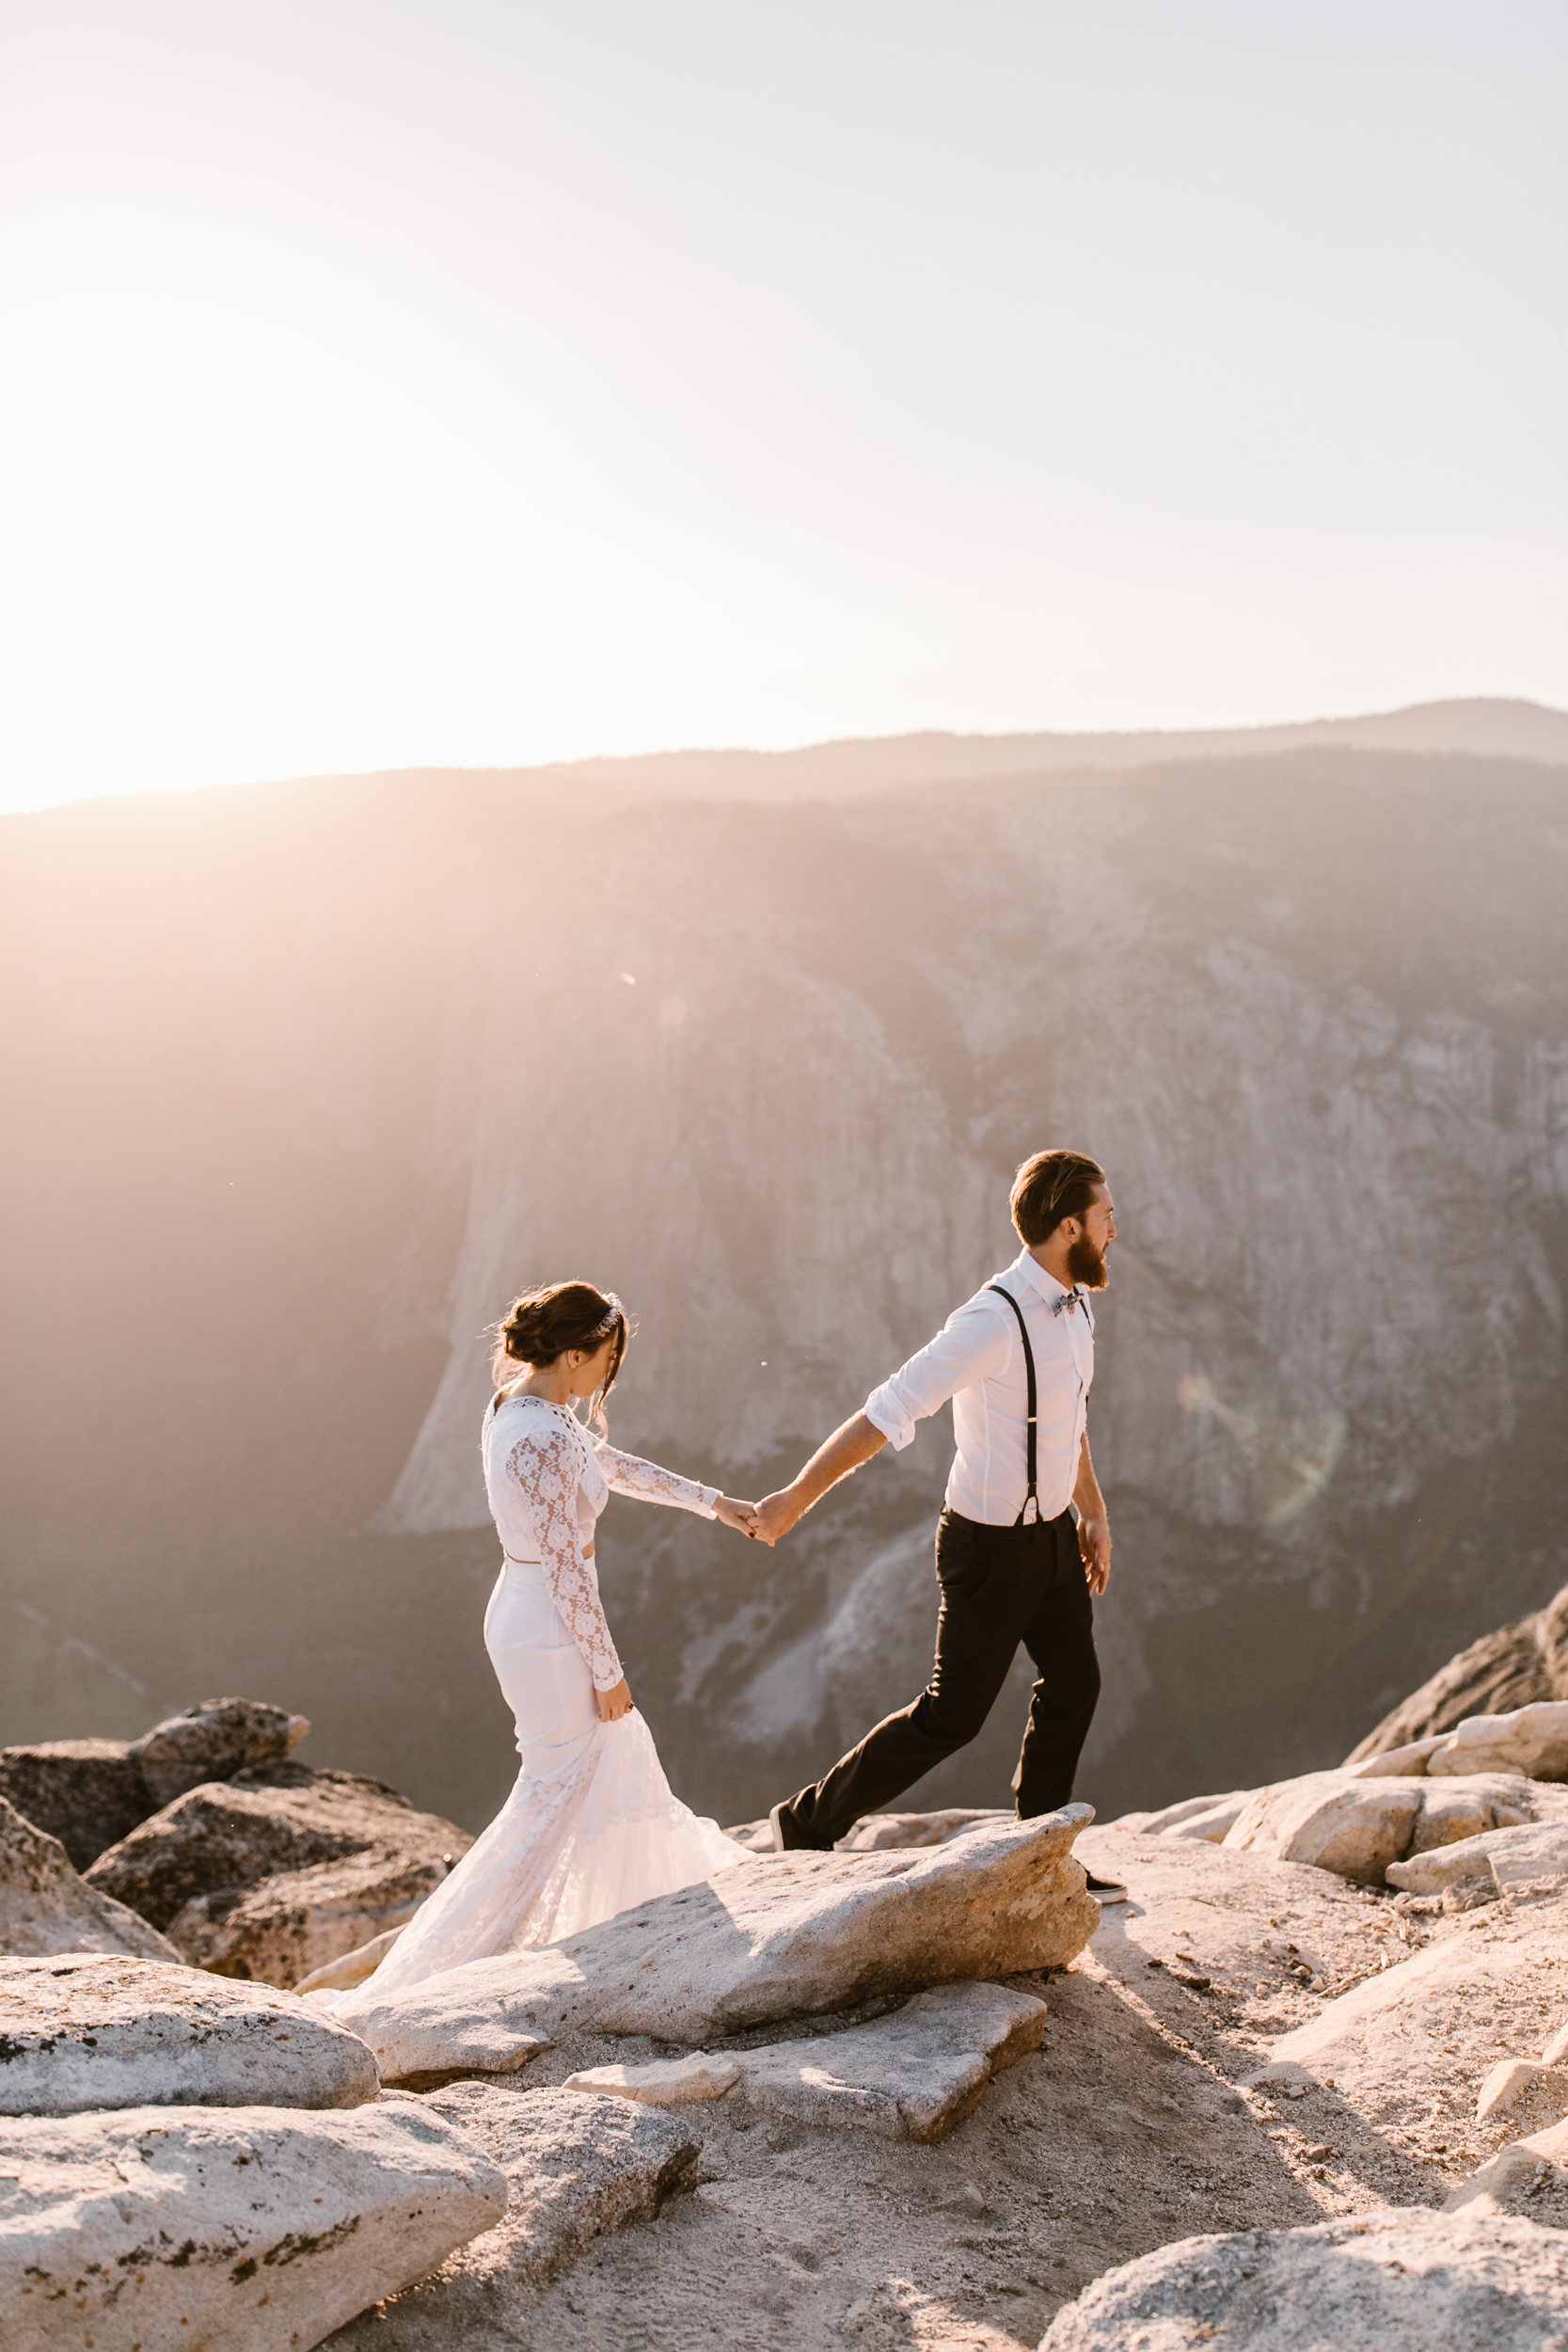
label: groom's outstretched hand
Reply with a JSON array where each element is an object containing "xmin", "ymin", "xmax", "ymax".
[{"xmin": 752, "ymin": 1491, "xmax": 800, "ymax": 1546}]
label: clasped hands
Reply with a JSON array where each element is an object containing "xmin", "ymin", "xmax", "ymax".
[{"xmin": 712, "ymin": 1490, "xmax": 795, "ymax": 1547}]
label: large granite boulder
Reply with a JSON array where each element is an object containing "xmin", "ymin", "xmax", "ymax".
[
  {"xmin": 1221, "ymin": 1769, "xmax": 1548, "ymax": 1884},
  {"xmin": 1346, "ymin": 1699, "xmax": 1568, "ymax": 1784},
  {"xmin": 1037, "ymin": 2209, "xmax": 1568, "ymax": 2348},
  {"xmin": 1422, "ymin": 1700, "xmax": 1568, "ymax": 1781},
  {"xmin": 0, "ymin": 1951, "xmax": 379, "ymax": 2115},
  {"xmin": 0, "ymin": 2099, "xmax": 507, "ymax": 2352},
  {"xmin": 129, "ymin": 1694, "xmax": 311, "ymax": 1807},
  {"xmin": 0, "ymin": 1738, "xmax": 150, "ymax": 1870},
  {"xmin": 85, "ymin": 1765, "xmax": 470, "ymax": 1988},
  {"xmin": 325, "ymin": 2082, "xmax": 699, "ymax": 2345},
  {"xmin": 1119, "ymin": 1705, "xmax": 1568, "ymax": 1870},
  {"xmin": 0, "ymin": 1697, "xmax": 317, "ymax": 1876},
  {"xmin": 1109, "ymin": 1788, "xmax": 1255, "ymax": 1840},
  {"xmin": 1386, "ymin": 1817, "xmax": 1568, "ymax": 1896},
  {"xmin": 338, "ymin": 1808, "xmax": 1096, "ymax": 2085},
  {"xmin": 570, "ymin": 1979, "xmax": 1049, "ymax": 2142},
  {"xmin": 0, "ymin": 1791, "xmax": 180, "ymax": 1963},
  {"xmin": 1347, "ymin": 1580, "xmax": 1568, "ymax": 1761}
]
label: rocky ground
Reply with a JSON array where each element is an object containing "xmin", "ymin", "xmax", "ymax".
[
  {"xmin": 7, "ymin": 1675, "xmax": 1568, "ymax": 2348},
  {"xmin": 323, "ymin": 1829, "xmax": 1567, "ymax": 2351}
]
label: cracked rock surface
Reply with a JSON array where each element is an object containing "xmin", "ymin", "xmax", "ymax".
[
  {"xmin": 0, "ymin": 2097, "xmax": 507, "ymax": 2352},
  {"xmin": 0, "ymin": 1951, "xmax": 379, "ymax": 2116},
  {"xmin": 1038, "ymin": 2208, "xmax": 1568, "ymax": 2349},
  {"xmin": 325, "ymin": 2083, "xmax": 702, "ymax": 2347}
]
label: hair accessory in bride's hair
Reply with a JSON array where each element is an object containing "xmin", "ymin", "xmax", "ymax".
[{"xmin": 487, "ymin": 1279, "xmax": 632, "ymax": 1397}]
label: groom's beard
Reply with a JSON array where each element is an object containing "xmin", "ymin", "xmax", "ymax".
[{"xmin": 1067, "ymin": 1233, "xmax": 1109, "ymax": 1290}]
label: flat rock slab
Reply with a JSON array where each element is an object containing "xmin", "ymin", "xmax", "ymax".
[
  {"xmin": 85, "ymin": 1765, "xmax": 471, "ymax": 1989},
  {"xmin": 729, "ymin": 1980, "xmax": 1047, "ymax": 2140},
  {"xmin": 340, "ymin": 1807, "xmax": 1096, "ymax": 2084},
  {"xmin": 0, "ymin": 1792, "xmax": 180, "ymax": 1964},
  {"xmin": 1118, "ymin": 1789, "xmax": 1255, "ymax": 1841},
  {"xmin": 1039, "ymin": 2209, "xmax": 1568, "ymax": 2348},
  {"xmin": 298, "ymin": 1923, "xmax": 405, "ymax": 1993},
  {"xmin": 565, "ymin": 2050, "xmax": 742, "ymax": 2105},
  {"xmin": 721, "ymin": 1807, "xmax": 1015, "ymax": 1854},
  {"xmin": 566, "ymin": 1981, "xmax": 1045, "ymax": 2140},
  {"xmin": 0, "ymin": 2097, "xmax": 506, "ymax": 2352},
  {"xmin": 0, "ymin": 1951, "xmax": 379, "ymax": 2115},
  {"xmin": 324, "ymin": 2082, "xmax": 700, "ymax": 2346}
]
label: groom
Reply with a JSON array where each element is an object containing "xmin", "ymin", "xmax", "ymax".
[{"xmin": 755, "ymin": 1149, "xmax": 1120, "ymax": 1877}]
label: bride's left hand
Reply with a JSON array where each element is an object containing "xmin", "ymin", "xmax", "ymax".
[{"xmin": 713, "ymin": 1495, "xmax": 764, "ymax": 1540}]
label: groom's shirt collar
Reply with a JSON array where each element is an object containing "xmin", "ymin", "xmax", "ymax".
[{"xmin": 1015, "ymin": 1248, "xmax": 1072, "ymax": 1310}]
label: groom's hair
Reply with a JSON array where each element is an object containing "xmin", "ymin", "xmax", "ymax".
[{"xmin": 1010, "ymin": 1150, "xmax": 1106, "ymax": 1247}]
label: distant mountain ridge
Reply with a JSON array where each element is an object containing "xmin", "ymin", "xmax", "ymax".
[
  {"xmin": 34, "ymin": 694, "xmax": 1551, "ymax": 822},
  {"xmin": 520, "ymin": 694, "xmax": 1568, "ymax": 802},
  {"xmin": 3, "ymin": 727, "xmax": 1566, "ymax": 1839}
]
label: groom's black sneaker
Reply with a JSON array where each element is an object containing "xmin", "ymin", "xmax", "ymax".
[
  {"xmin": 1085, "ymin": 1871, "xmax": 1128, "ymax": 1902},
  {"xmin": 768, "ymin": 1799, "xmax": 836, "ymax": 1852}
]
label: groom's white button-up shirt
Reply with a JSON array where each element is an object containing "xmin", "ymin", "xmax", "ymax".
[{"xmin": 862, "ymin": 1248, "xmax": 1096, "ymax": 1527}]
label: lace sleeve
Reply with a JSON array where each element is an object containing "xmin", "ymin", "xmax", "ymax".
[
  {"xmin": 504, "ymin": 1426, "xmax": 625, "ymax": 1692},
  {"xmin": 594, "ymin": 1441, "xmax": 720, "ymax": 1518}
]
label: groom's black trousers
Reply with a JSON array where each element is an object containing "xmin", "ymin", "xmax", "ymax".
[{"xmin": 783, "ymin": 1504, "xmax": 1101, "ymax": 1849}]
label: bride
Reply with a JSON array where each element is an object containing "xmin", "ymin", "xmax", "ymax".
[{"xmin": 360, "ymin": 1279, "xmax": 757, "ymax": 1994}]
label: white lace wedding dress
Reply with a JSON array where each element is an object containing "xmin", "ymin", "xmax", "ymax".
[{"xmin": 360, "ymin": 1392, "xmax": 746, "ymax": 1995}]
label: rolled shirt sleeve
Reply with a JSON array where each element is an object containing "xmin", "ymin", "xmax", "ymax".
[{"xmin": 863, "ymin": 1294, "xmax": 1014, "ymax": 1451}]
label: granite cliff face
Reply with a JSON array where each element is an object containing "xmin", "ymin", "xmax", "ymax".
[{"xmin": 3, "ymin": 732, "xmax": 1566, "ymax": 1831}]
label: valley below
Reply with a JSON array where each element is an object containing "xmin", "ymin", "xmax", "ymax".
[{"xmin": 3, "ymin": 712, "xmax": 1567, "ymax": 1837}]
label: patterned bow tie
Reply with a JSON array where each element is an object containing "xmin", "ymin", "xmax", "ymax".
[{"xmin": 1051, "ymin": 1286, "xmax": 1086, "ymax": 1316}]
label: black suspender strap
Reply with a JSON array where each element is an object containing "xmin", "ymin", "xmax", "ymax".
[{"xmin": 986, "ymin": 1283, "xmax": 1040, "ymax": 1527}]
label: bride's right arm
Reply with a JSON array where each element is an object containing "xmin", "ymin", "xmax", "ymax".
[{"xmin": 504, "ymin": 1427, "xmax": 626, "ymax": 1693}]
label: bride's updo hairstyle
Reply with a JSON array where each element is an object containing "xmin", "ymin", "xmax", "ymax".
[{"xmin": 489, "ymin": 1281, "xmax": 630, "ymax": 1422}]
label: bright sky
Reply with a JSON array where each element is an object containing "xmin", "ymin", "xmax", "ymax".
[{"xmin": 2, "ymin": 2, "xmax": 1564, "ymax": 810}]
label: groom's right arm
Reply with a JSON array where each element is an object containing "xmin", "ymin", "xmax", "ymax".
[
  {"xmin": 752, "ymin": 1413, "xmax": 887, "ymax": 1544},
  {"xmin": 752, "ymin": 1296, "xmax": 1010, "ymax": 1544}
]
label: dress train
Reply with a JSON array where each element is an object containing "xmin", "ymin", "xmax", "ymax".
[{"xmin": 360, "ymin": 1559, "xmax": 744, "ymax": 1997}]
